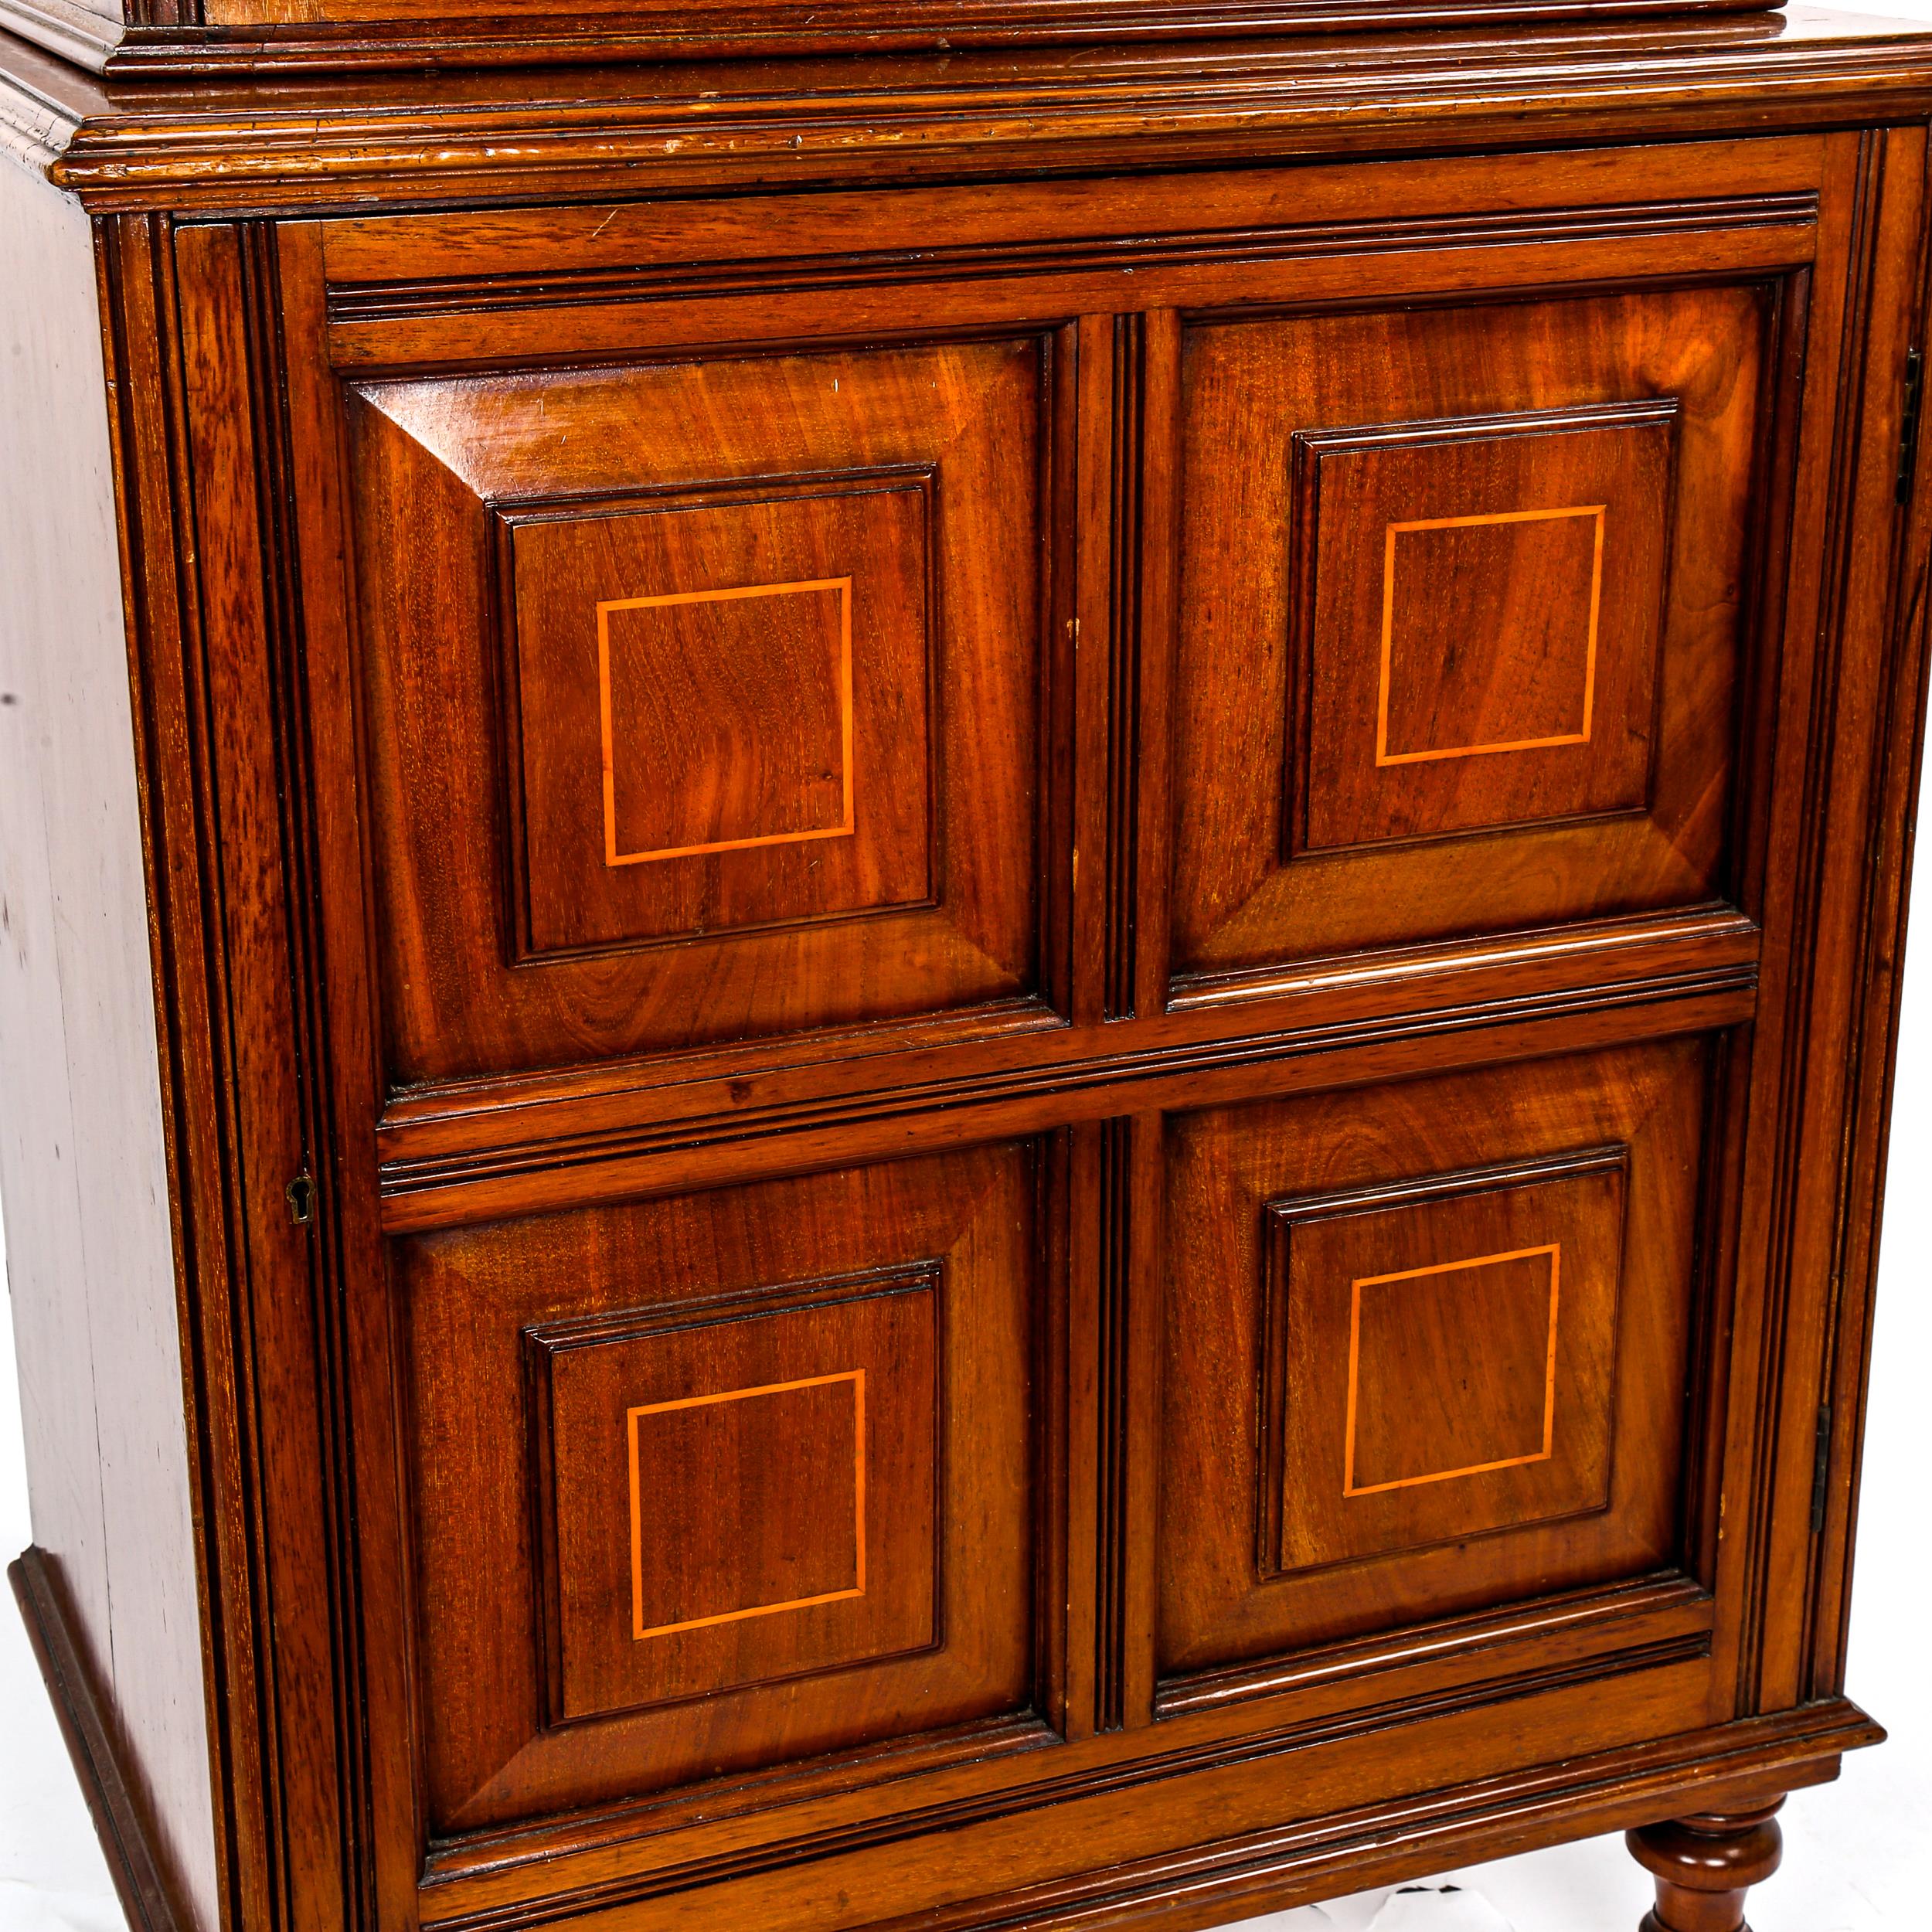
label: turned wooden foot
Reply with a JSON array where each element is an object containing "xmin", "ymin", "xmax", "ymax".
[{"xmin": 1627, "ymin": 1802, "xmax": 1784, "ymax": 1932}]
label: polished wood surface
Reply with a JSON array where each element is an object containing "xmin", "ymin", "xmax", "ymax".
[
  {"xmin": 1166, "ymin": 1043, "xmax": 1699, "ymax": 1672},
  {"xmin": 3, "ymin": 12, "xmax": 1931, "ymax": 1932},
  {"xmin": 1175, "ymin": 284, "xmax": 1760, "ymax": 983},
  {"xmin": 404, "ymin": 1145, "xmax": 1036, "ymax": 1830},
  {"xmin": 1628, "ymin": 1803, "xmax": 1785, "ymax": 1931}
]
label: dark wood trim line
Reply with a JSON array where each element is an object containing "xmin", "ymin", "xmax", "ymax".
[
  {"xmin": 374, "ymin": 969, "xmax": 1757, "ymax": 1232},
  {"xmin": 0, "ymin": 0, "xmax": 1783, "ymax": 82},
  {"xmin": 9, "ymin": 1549, "xmax": 189, "ymax": 1932},
  {"xmin": 417, "ymin": 1692, "xmax": 1879, "ymax": 1931}
]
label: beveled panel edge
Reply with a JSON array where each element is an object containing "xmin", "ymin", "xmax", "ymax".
[
  {"xmin": 1153, "ymin": 1568, "xmax": 1708, "ymax": 1718},
  {"xmin": 1291, "ymin": 400, "xmax": 1682, "ymax": 466},
  {"xmin": 1165, "ymin": 903, "xmax": 1752, "ymax": 1015}
]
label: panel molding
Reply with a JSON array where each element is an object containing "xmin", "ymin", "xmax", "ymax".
[
  {"xmin": 323, "ymin": 196, "xmax": 1821, "ymax": 339},
  {"xmin": 490, "ymin": 468, "xmax": 937, "ymax": 966},
  {"xmin": 523, "ymin": 1260, "xmax": 944, "ymax": 1729},
  {"xmin": 1286, "ymin": 397, "xmax": 1679, "ymax": 856},
  {"xmin": 1257, "ymin": 1145, "xmax": 1629, "ymax": 1579}
]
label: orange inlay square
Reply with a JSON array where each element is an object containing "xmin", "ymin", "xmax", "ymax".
[
  {"xmin": 1376, "ymin": 507, "xmax": 1606, "ymax": 767},
  {"xmin": 596, "ymin": 577, "xmax": 855, "ymax": 868},
  {"xmin": 1344, "ymin": 1243, "xmax": 1561, "ymax": 1498},
  {"xmin": 626, "ymin": 1369, "xmax": 866, "ymax": 1642}
]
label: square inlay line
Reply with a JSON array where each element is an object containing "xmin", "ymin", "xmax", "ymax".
[
  {"xmin": 627, "ymin": 1369, "xmax": 867, "ymax": 1641},
  {"xmin": 1343, "ymin": 1243, "xmax": 1562, "ymax": 1498},
  {"xmin": 597, "ymin": 577, "xmax": 855, "ymax": 867},
  {"xmin": 1376, "ymin": 508, "xmax": 1605, "ymax": 767}
]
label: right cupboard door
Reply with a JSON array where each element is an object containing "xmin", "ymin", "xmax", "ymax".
[{"xmin": 1167, "ymin": 281, "xmax": 1774, "ymax": 995}]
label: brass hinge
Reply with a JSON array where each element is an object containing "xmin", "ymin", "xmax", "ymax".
[
  {"xmin": 1898, "ymin": 348, "xmax": 1923, "ymax": 503},
  {"xmin": 1810, "ymin": 1403, "xmax": 1833, "ymax": 1534},
  {"xmin": 286, "ymin": 1172, "xmax": 316, "ymax": 1227}
]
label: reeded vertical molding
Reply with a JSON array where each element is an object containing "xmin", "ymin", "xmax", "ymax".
[
  {"xmin": 1094, "ymin": 1116, "xmax": 1134, "ymax": 1730},
  {"xmin": 1105, "ymin": 315, "xmax": 1145, "ymax": 1021}
]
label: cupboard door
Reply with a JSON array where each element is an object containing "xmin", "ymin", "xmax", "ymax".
[
  {"xmin": 1170, "ymin": 285, "xmax": 1773, "ymax": 990},
  {"xmin": 345, "ymin": 337, "xmax": 1051, "ymax": 1084},
  {"xmin": 401, "ymin": 1142, "xmax": 1043, "ymax": 1833},
  {"xmin": 1159, "ymin": 1040, "xmax": 1709, "ymax": 1682}
]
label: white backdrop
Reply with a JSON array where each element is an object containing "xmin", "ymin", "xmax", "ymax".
[{"xmin": 5, "ymin": 13, "xmax": 1932, "ymax": 1922}]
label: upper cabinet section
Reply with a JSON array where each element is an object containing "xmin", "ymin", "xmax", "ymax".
[{"xmin": 8, "ymin": 0, "xmax": 1778, "ymax": 78}]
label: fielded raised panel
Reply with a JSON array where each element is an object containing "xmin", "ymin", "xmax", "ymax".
[
  {"xmin": 345, "ymin": 338, "xmax": 1048, "ymax": 1085},
  {"xmin": 524, "ymin": 1267, "xmax": 940, "ymax": 1726},
  {"xmin": 1171, "ymin": 283, "xmax": 1770, "ymax": 992},
  {"xmin": 501, "ymin": 476, "xmax": 931, "ymax": 960},
  {"xmin": 1257, "ymin": 1145, "xmax": 1628, "ymax": 1576},
  {"xmin": 1294, "ymin": 401, "xmax": 1675, "ymax": 851},
  {"xmin": 1160, "ymin": 1040, "xmax": 1709, "ymax": 1683},
  {"xmin": 398, "ymin": 1141, "xmax": 1040, "ymax": 1836}
]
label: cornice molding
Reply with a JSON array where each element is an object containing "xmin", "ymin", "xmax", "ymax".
[
  {"xmin": 4, "ymin": 10, "xmax": 1932, "ymax": 213},
  {"xmin": 0, "ymin": 51, "xmax": 78, "ymax": 175}
]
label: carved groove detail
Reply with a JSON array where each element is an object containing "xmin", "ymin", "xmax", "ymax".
[
  {"xmin": 1105, "ymin": 318, "xmax": 1143, "ymax": 1021},
  {"xmin": 1095, "ymin": 1117, "xmax": 1133, "ymax": 1731}
]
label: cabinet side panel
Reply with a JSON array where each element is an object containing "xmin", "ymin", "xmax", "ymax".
[{"xmin": 0, "ymin": 160, "xmax": 219, "ymax": 1932}]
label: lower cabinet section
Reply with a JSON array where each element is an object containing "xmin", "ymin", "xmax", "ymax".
[
  {"xmin": 384, "ymin": 1039, "xmax": 1733, "ymax": 1917},
  {"xmin": 397, "ymin": 1143, "xmax": 1043, "ymax": 1833}
]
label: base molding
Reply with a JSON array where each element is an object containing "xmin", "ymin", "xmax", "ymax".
[
  {"xmin": 10, "ymin": 1547, "xmax": 186, "ymax": 1932},
  {"xmin": 13, "ymin": 1537, "xmax": 1885, "ymax": 1932},
  {"xmin": 838, "ymin": 1711, "xmax": 1876, "ymax": 1932}
]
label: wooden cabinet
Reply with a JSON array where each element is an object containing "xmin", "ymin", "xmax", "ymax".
[{"xmin": 5, "ymin": 13, "xmax": 1932, "ymax": 1932}]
